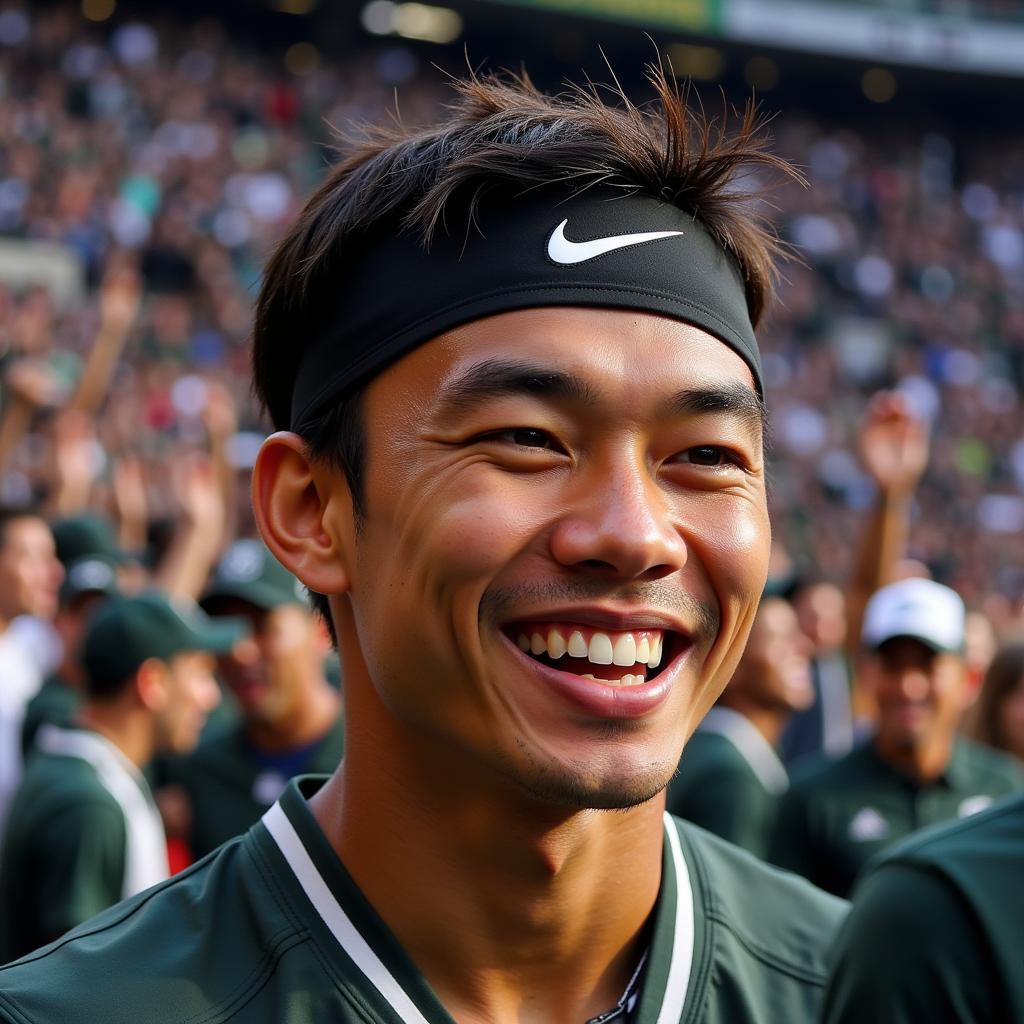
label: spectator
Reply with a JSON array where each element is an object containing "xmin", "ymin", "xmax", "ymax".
[
  {"xmin": 770, "ymin": 578, "xmax": 1024, "ymax": 897},
  {"xmin": 965, "ymin": 641, "xmax": 1024, "ymax": 763},
  {"xmin": 0, "ymin": 591, "xmax": 240, "ymax": 962},
  {"xmin": 667, "ymin": 595, "xmax": 814, "ymax": 857},
  {"xmin": 164, "ymin": 539, "xmax": 342, "ymax": 858}
]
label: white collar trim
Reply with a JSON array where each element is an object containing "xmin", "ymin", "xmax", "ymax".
[{"xmin": 262, "ymin": 801, "xmax": 694, "ymax": 1023}]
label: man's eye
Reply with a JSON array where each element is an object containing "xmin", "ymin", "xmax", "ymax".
[
  {"xmin": 500, "ymin": 428, "xmax": 557, "ymax": 449},
  {"xmin": 681, "ymin": 445, "xmax": 730, "ymax": 466}
]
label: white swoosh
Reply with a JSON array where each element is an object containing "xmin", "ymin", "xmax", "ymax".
[{"xmin": 547, "ymin": 218, "xmax": 684, "ymax": 265}]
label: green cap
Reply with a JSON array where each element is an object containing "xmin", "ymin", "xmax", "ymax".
[
  {"xmin": 82, "ymin": 591, "xmax": 247, "ymax": 686},
  {"xmin": 52, "ymin": 513, "xmax": 129, "ymax": 567},
  {"xmin": 59, "ymin": 554, "xmax": 121, "ymax": 607},
  {"xmin": 201, "ymin": 539, "xmax": 307, "ymax": 612}
]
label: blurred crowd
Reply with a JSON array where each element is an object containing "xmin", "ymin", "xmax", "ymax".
[{"xmin": 0, "ymin": 0, "xmax": 1023, "ymax": 975}]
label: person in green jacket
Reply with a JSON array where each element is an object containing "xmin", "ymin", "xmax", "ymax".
[
  {"xmin": 771, "ymin": 577, "xmax": 1023, "ymax": 897},
  {"xmin": 667, "ymin": 594, "xmax": 814, "ymax": 857},
  {"xmin": 0, "ymin": 64, "xmax": 845, "ymax": 1023},
  {"xmin": 824, "ymin": 789, "xmax": 1024, "ymax": 1023},
  {"xmin": 162, "ymin": 538, "xmax": 343, "ymax": 857}
]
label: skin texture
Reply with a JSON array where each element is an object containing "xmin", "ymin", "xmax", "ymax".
[
  {"xmin": 865, "ymin": 636, "xmax": 970, "ymax": 782},
  {"xmin": 0, "ymin": 516, "xmax": 63, "ymax": 626},
  {"xmin": 253, "ymin": 307, "xmax": 771, "ymax": 1024},
  {"xmin": 722, "ymin": 596, "xmax": 814, "ymax": 746}
]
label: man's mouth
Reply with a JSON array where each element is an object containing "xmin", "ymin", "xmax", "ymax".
[{"xmin": 505, "ymin": 623, "xmax": 676, "ymax": 687}]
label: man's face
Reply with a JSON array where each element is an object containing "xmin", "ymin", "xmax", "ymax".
[
  {"xmin": 867, "ymin": 636, "xmax": 967, "ymax": 752},
  {"xmin": 329, "ymin": 307, "xmax": 770, "ymax": 810},
  {"xmin": 154, "ymin": 650, "xmax": 222, "ymax": 754},
  {"xmin": 211, "ymin": 599, "xmax": 319, "ymax": 724},
  {"xmin": 792, "ymin": 582, "xmax": 846, "ymax": 653},
  {"xmin": 0, "ymin": 517, "xmax": 63, "ymax": 622},
  {"xmin": 730, "ymin": 597, "xmax": 814, "ymax": 712}
]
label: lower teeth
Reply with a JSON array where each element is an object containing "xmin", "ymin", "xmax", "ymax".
[{"xmin": 580, "ymin": 673, "xmax": 644, "ymax": 686}]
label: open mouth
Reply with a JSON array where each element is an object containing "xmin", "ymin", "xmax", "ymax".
[{"xmin": 504, "ymin": 623, "xmax": 682, "ymax": 687}]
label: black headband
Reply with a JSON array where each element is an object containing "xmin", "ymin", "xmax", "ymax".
[{"xmin": 290, "ymin": 189, "xmax": 761, "ymax": 428}]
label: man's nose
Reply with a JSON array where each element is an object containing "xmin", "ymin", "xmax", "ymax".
[
  {"xmin": 895, "ymin": 668, "xmax": 931, "ymax": 701},
  {"xmin": 547, "ymin": 455, "xmax": 687, "ymax": 581}
]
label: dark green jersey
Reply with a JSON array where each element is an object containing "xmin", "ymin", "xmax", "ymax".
[
  {"xmin": 0, "ymin": 739, "xmax": 126, "ymax": 962},
  {"xmin": 0, "ymin": 777, "xmax": 846, "ymax": 1023},
  {"xmin": 166, "ymin": 717, "xmax": 345, "ymax": 857},
  {"xmin": 667, "ymin": 708, "xmax": 788, "ymax": 859},
  {"xmin": 769, "ymin": 737, "xmax": 1023, "ymax": 897},
  {"xmin": 824, "ymin": 790, "xmax": 1024, "ymax": 1023},
  {"xmin": 19, "ymin": 675, "xmax": 80, "ymax": 757}
]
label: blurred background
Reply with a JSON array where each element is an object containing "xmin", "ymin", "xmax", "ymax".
[{"xmin": 3, "ymin": 0, "xmax": 1024, "ymax": 626}]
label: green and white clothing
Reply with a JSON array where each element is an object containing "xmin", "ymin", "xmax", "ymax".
[
  {"xmin": 824, "ymin": 790, "xmax": 1024, "ymax": 1023},
  {"xmin": 20, "ymin": 675, "xmax": 80, "ymax": 757},
  {"xmin": 770, "ymin": 737, "xmax": 1023, "ymax": 897},
  {"xmin": 166, "ymin": 717, "xmax": 345, "ymax": 857},
  {"xmin": 0, "ymin": 725, "xmax": 167, "ymax": 963},
  {"xmin": 0, "ymin": 777, "xmax": 846, "ymax": 1023},
  {"xmin": 667, "ymin": 707, "xmax": 788, "ymax": 859}
]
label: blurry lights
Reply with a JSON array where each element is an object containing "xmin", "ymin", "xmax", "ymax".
[
  {"xmin": 744, "ymin": 56, "xmax": 779, "ymax": 91},
  {"xmin": 285, "ymin": 41, "xmax": 319, "ymax": 75},
  {"xmin": 272, "ymin": 0, "xmax": 317, "ymax": 12},
  {"xmin": 82, "ymin": 0, "xmax": 116, "ymax": 21},
  {"xmin": 666, "ymin": 43, "xmax": 724, "ymax": 82},
  {"xmin": 361, "ymin": 2, "xmax": 463, "ymax": 45},
  {"xmin": 862, "ymin": 67, "xmax": 896, "ymax": 103}
]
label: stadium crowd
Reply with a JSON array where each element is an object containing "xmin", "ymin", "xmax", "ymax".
[{"xmin": 0, "ymin": 3, "xmax": 1021, "ymax": 1021}]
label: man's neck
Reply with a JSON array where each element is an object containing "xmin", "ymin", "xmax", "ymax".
[
  {"xmin": 77, "ymin": 702, "xmax": 155, "ymax": 769},
  {"xmin": 310, "ymin": 730, "xmax": 664, "ymax": 1024},
  {"xmin": 873, "ymin": 730, "xmax": 954, "ymax": 783},
  {"xmin": 245, "ymin": 677, "xmax": 340, "ymax": 752}
]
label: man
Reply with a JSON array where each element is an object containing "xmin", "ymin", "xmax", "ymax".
[
  {"xmin": 20, "ymin": 554, "xmax": 121, "ymax": 755},
  {"xmin": 0, "ymin": 591, "xmax": 240, "ymax": 962},
  {"xmin": 667, "ymin": 594, "xmax": 814, "ymax": 857},
  {"xmin": 771, "ymin": 577, "xmax": 1023, "ymax": 897},
  {"xmin": 165, "ymin": 538, "xmax": 343, "ymax": 857},
  {"xmin": 0, "ymin": 507, "xmax": 64, "ymax": 836},
  {"xmin": 823, "ymin": 788, "xmax": 1024, "ymax": 1023},
  {"xmin": 0, "ymin": 68, "xmax": 845, "ymax": 1022}
]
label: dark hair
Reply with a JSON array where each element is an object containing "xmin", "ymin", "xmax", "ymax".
[
  {"xmin": 966, "ymin": 641, "xmax": 1024, "ymax": 754},
  {"xmin": 252, "ymin": 62, "xmax": 798, "ymax": 638}
]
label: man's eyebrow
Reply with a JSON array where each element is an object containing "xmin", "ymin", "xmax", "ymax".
[
  {"xmin": 664, "ymin": 383, "xmax": 768, "ymax": 435},
  {"xmin": 437, "ymin": 359, "xmax": 599, "ymax": 414}
]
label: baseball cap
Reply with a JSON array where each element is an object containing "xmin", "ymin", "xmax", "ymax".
[
  {"xmin": 201, "ymin": 539, "xmax": 306, "ymax": 612},
  {"xmin": 52, "ymin": 513, "xmax": 130, "ymax": 567},
  {"xmin": 861, "ymin": 578, "xmax": 966, "ymax": 654},
  {"xmin": 59, "ymin": 554, "xmax": 120, "ymax": 607},
  {"xmin": 82, "ymin": 591, "xmax": 247, "ymax": 686}
]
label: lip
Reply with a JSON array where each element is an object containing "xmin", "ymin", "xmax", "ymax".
[
  {"xmin": 500, "ymin": 629, "xmax": 688, "ymax": 719},
  {"xmin": 502, "ymin": 605, "xmax": 692, "ymax": 635}
]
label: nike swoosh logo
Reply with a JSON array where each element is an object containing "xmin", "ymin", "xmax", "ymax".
[{"xmin": 546, "ymin": 219, "xmax": 684, "ymax": 265}]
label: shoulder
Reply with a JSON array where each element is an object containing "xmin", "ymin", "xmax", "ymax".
[
  {"xmin": 784, "ymin": 744, "xmax": 873, "ymax": 801},
  {"xmin": 676, "ymin": 816, "xmax": 848, "ymax": 983},
  {"xmin": 11, "ymin": 753, "xmax": 119, "ymax": 819},
  {"xmin": 954, "ymin": 737, "xmax": 1024, "ymax": 788},
  {"xmin": 0, "ymin": 834, "xmax": 295, "ymax": 1024}
]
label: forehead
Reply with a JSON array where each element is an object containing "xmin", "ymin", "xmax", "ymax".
[{"xmin": 368, "ymin": 306, "xmax": 758, "ymax": 411}]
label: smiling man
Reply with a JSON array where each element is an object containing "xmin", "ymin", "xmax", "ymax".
[{"xmin": 0, "ymin": 68, "xmax": 845, "ymax": 1022}]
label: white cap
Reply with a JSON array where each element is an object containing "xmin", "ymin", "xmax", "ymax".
[{"xmin": 861, "ymin": 578, "xmax": 965, "ymax": 654}]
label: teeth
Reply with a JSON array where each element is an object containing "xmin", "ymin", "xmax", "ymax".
[
  {"xmin": 530, "ymin": 632, "xmax": 546, "ymax": 656},
  {"xmin": 612, "ymin": 633, "xmax": 637, "ymax": 667},
  {"xmin": 581, "ymin": 673, "xmax": 596, "ymax": 680},
  {"xmin": 517, "ymin": 634, "xmax": 530, "ymax": 652},
  {"xmin": 547, "ymin": 628, "xmax": 567, "ymax": 659},
  {"xmin": 568, "ymin": 631, "xmax": 588, "ymax": 658},
  {"xmin": 649, "ymin": 634, "xmax": 663, "ymax": 668},
  {"xmin": 636, "ymin": 636, "xmax": 650, "ymax": 664},
  {"xmin": 587, "ymin": 633, "xmax": 614, "ymax": 665}
]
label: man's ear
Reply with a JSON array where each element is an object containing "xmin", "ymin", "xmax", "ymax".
[
  {"xmin": 135, "ymin": 658, "xmax": 169, "ymax": 712},
  {"xmin": 252, "ymin": 431, "xmax": 353, "ymax": 596}
]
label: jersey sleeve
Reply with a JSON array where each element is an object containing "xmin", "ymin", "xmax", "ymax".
[
  {"xmin": 34, "ymin": 799, "xmax": 127, "ymax": 944},
  {"xmin": 822, "ymin": 861, "xmax": 996, "ymax": 1024}
]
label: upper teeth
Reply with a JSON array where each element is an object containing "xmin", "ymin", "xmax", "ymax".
[{"xmin": 516, "ymin": 628, "xmax": 663, "ymax": 669}]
